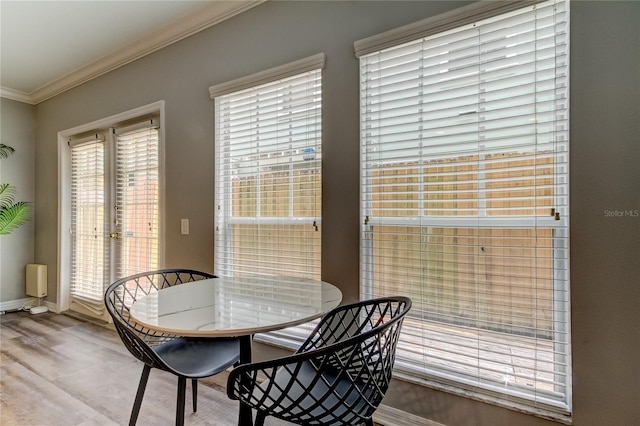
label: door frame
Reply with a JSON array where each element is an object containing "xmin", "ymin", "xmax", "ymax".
[{"xmin": 57, "ymin": 101, "xmax": 165, "ymax": 313}]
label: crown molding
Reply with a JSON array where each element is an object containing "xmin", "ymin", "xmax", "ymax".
[
  {"xmin": 24, "ymin": 0, "xmax": 264, "ymax": 105},
  {"xmin": 0, "ymin": 86, "xmax": 35, "ymax": 105}
]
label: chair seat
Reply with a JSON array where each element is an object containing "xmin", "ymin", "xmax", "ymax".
[
  {"xmin": 253, "ymin": 360, "xmax": 374, "ymax": 424},
  {"xmin": 154, "ymin": 337, "xmax": 240, "ymax": 378}
]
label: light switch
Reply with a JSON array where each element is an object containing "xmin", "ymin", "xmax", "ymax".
[{"xmin": 180, "ymin": 219, "xmax": 189, "ymax": 235}]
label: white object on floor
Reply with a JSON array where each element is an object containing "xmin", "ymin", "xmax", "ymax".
[{"xmin": 29, "ymin": 306, "xmax": 48, "ymax": 314}]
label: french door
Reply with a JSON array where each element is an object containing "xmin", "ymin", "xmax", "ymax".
[{"xmin": 68, "ymin": 120, "xmax": 160, "ymax": 320}]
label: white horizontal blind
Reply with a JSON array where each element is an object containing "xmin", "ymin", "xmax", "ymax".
[
  {"xmin": 114, "ymin": 121, "xmax": 160, "ymax": 279},
  {"xmin": 70, "ymin": 135, "xmax": 108, "ymax": 301},
  {"xmin": 360, "ymin": 0, "xmax": 570, "ymax": 415},
  {"xmin": 215, "ymin": 68, "xmax": 322, "ymax": 344}
]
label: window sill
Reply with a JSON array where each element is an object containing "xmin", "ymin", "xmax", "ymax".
[{"xmin": 392, "ymin": 370, "xmax": 572, "ymax": 425}]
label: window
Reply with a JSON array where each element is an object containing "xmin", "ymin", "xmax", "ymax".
[
  {"xmin": 70, "ymin": 134, "xmax": 108, "ymax": 304},
  {"xmin": 211, "ymin": 54, "xmax": 324, "ymax": 343},
  {"xmin": 113, "ymin": 122, "xmax": 160, "ymax": 278},
  {"xmin": 358, "ymin": 0, "xmax": 570, "ymax": 418},
  {"xmin": 67, "ymin": 116, "xmax": 160, "ymax": 320}
]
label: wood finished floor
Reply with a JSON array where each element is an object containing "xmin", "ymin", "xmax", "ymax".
[{"xmin": 0, "ymin": 311, "xmax": 299, "ymax": 426}]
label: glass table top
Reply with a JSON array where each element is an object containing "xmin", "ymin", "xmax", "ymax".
[{"xmin": 129, "ymin": 275, "xmax": 342, "ymax": 337}]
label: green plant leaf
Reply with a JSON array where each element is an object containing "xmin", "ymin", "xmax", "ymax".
[
  {"xmin": 0, "ymin": 201, "xmax": 32, "ymax": 235},
  {"xmin": 0, "ymin": 144, "xmax": 16, "ymax": 159},
  {"xmin": 0, "ymin": 183, "xmax": 18, "ymax": 209},
  {"xmin": 0, "ymin": 144, "xmax": 32, "ymax": 234}
]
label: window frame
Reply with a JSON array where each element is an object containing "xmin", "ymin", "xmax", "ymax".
[
  {"xmin": 211, "ymin": 54, "xmax": 325, "ymax": 347},
  {"xmin": 57, "ymin": 101, "xmax": 166, "ymax": 315},
  {"xmin": 357, "ymin": 0, "xmax": 571, "ymax": 421}
]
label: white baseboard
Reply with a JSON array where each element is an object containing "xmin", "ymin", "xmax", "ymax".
[
  {"xmin": 374, "ymin": 404, "xmax": 446, "ymax": 426},
  {"xmin": 0, "ymin": 297, "xmax": 34, "ymax": 312},
  {"xmin": 0, "ymin": 298, "xmax": 57, "ymax": 314}
]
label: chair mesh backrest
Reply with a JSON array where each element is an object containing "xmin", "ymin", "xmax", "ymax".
[
  {"xmin": 229, "ymin": 297, "xmax": 411, "ymax": 425},
  {"xmin": 104, "ymin": 269, "xmax": 215, "ymax": 369},
  {"xmin": 301, "ymin": 297, "xmax": 410, "ymax": 400}
]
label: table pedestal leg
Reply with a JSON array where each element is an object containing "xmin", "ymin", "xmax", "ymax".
[{"xmin": 238, "ymin": 335, "xmax": 253, "ymax": 426}]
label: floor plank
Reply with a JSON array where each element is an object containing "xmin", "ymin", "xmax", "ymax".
[{"xmin": 0, "ymin": 311, "xmax": 296, "ymax": 426}]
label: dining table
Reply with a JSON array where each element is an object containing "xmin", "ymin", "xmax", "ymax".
[{"xmin": 128, "ymin": 274, "xmax": 343, "ymax": 425}]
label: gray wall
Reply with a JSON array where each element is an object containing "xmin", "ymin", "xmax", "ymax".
[
  {"xmin": 568, "ymin": 2, "xmax": 639, "ymax": 425},
  {"xmin": 29, "ymin": 1, "xmax": 640, "ymax": 425},
  {"xmin": 0, "ymin": 98, "xmax": 35, "ymax": 303}
]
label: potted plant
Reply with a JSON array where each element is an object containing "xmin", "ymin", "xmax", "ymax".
[{"xmin": 0, "ymin": 144, "xmax": 31, "ymax": 235}]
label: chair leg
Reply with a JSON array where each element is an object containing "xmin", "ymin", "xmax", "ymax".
[
  {"xmin": 176, "ymin": 377, "xmax": 187, "ymax": 426},
  {"xmin": 129, "ymin": 365, "xmax": 151, "ymax": 426},
  {"xmin": 191, "ymin": 379, "xmax": 198, "ymax": 412},
  {"xmin": 255, "ymin": 411, "xmax": 267, "ymax": 426},
  {"xmin": 364, "ymin": 418, "xmax": 374, "ymax": 426}
]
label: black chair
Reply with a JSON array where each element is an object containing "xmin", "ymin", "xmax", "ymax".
[
  {"xmin": 227, "ymin": 296, "xmax": 412, "ymax": 426},
  {"xmin": 104, "ymin": 269, "xmax": 241, "ymax": 426}
]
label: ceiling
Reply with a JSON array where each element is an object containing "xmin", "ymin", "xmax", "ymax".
[{"xmin": 0, "ymin": 1, "xmax": 262, "ymax": 104}]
